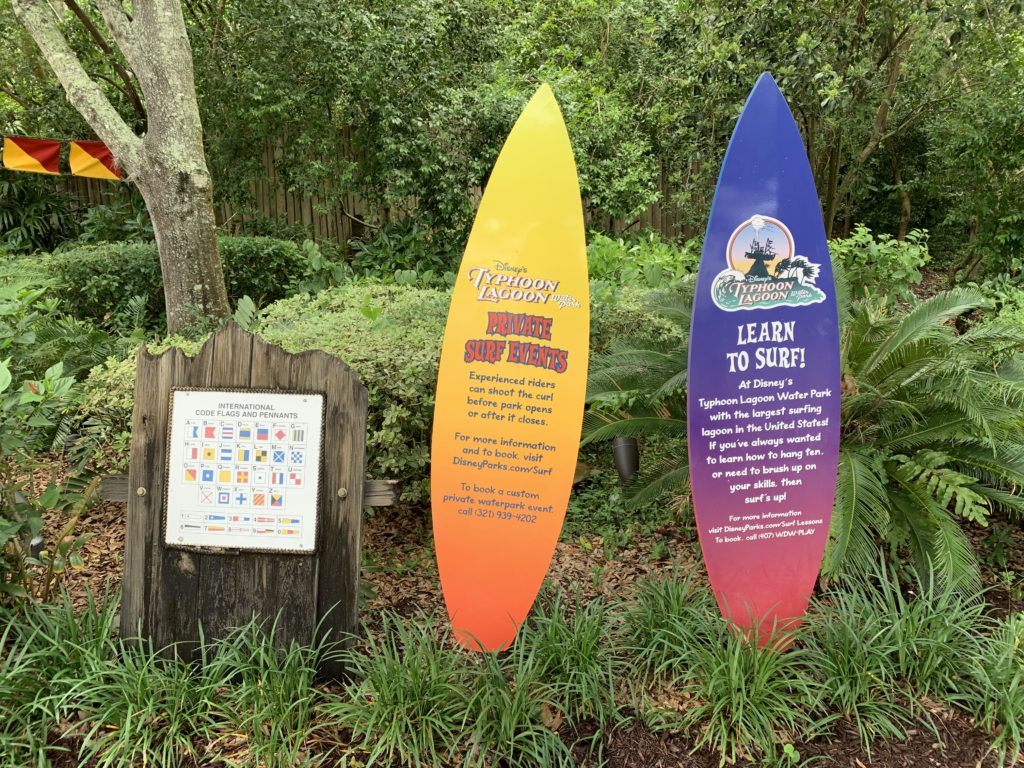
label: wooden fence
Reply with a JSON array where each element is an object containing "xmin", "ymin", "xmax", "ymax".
[{"xmin": 62, "ymin": 144, "xmax": 700, "ymax": 245}]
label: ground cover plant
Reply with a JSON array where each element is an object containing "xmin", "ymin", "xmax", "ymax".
[{"xmin": 1, "ymin": 563, "xmax": 1021, "ymax": 768}]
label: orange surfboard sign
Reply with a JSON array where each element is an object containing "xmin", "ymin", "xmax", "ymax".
[{"xmin": 431, "ymin": 84, "xmax": 589, "ymax": 651}]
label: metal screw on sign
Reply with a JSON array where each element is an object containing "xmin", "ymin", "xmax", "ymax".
[
  {"xmin": 136, "ymin": 487, "xmax": 147, "ymax": 496},
  {"xmin": 337, "ymin": 488, "xmax": 348, "ymax": 499}
]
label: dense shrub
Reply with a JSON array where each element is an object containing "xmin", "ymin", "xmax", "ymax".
[
  {"xmin": 829, "ymin": 224, "xmax": 930, "ymax": 301},
  {"xmin": 74, "ymin": 283, "xmax": 676, "ymax": 501},
  {"xmin": 0, "ymin": 175, "xmax": 76, "ymax": 254},
  {"xmin": 587, "ymin": 231, "xmax": 701, "ymax": 293},
  {"xmin": 46, "ymin": 236, "xmax": 307, "ymax": 327}
]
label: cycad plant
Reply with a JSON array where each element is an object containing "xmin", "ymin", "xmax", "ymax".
[
  {"xmin": 583, "ymin": 278, "xmax": 1024, "ymax": 589},
  {"xmin": 582, "ymin": 282, "xmax": 693, "ymax": 508},
  {"xmin": 831, "ymin": 286, "xmax": 1024, "ymax": 589}
]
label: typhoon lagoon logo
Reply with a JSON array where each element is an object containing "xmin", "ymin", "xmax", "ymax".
[{"xmin": 711, "ymin": 215, "xmax": 827, "ymax": 311}]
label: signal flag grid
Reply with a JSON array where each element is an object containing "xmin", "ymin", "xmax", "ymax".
[{"xmin": 164, "ymin": 390, "xmax": 325, "ymax": 552}]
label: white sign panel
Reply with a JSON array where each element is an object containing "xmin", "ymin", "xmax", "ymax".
[{"xmin": 164, "ymin": 389, "xmax": 324, "ymax": 552}]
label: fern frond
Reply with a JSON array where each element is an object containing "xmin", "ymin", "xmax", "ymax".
[{"xmin": 894, "ymin": 451, "xmax": 991, "ymax": 525}]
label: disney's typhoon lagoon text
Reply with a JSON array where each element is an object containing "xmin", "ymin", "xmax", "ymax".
[{"xmin": 699, "ymin": 319, "xmax": 829, "ymax": 546}]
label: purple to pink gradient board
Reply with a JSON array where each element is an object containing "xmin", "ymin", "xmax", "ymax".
[{"xmin": 687, "ymin": 73, "xmax": 840, "ymax": 639}]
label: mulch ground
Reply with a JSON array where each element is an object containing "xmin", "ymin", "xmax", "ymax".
[{"xmin": 37, "ymin": 490, "xmax": 1022, "ymax": 768}]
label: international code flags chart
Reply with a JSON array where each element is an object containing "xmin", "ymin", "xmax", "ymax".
[{"xmin": 164, "ymin": 389, "xmax": 324, "ymax": 552}]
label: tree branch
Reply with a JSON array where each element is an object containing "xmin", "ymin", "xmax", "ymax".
[
  {"xmin": 92, "ymin": 0, "xmax": 141, "ymax": 72},
  {"xmin": 0, "ymin": 83, "xmax": 32, "ymax": 110},
  {"xmin": 10, "ymin": 0, "xmax": 142, "ymax": 174},
  {"xmin": 831, "ymin": 40, "xmax": 907, "ymax": 218},
  {"xmin": 63, "ymin": 0, "xmax": 145, "ymax": 124}
]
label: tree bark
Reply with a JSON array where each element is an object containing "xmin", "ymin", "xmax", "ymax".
[
  {"xmin": 825, "ymin": 28, "xmax": 908, "ymax": 237},
  {"xmin": 885, "ymin": 136, "xmax": 911, "ymax": 240},
  {"xmin": 11, "ymin": 0, "xmax": 229, "ymax": 334}
]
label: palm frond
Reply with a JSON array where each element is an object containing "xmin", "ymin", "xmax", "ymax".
[
  {"xmin": 581, "ymin": 413, "xmax": 686, "ymax": 445},
  {"xmin": 860, "ymin": 288, "xmax": 984, "ymax": 379},
  {"xmin": 890, "ymin": 469, "xmax": 982, "ymax": 594},
  {"xmin": 824, "ymin": 445, "xmax": 890, "ymax": 579},
  {"xmin": 624, "ymin": 457, "xmax": 690, "ymax": 509}
]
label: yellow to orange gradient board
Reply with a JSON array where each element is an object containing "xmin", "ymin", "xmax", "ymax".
[{"xmin": 431, "ymin": 84, "xmax": 589, "ymax": 651}]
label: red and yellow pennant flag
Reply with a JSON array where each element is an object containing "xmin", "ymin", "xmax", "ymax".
[
  {"xmin": 69, "ymin": 140, "xmax": 121, "ymax": 180},
  {"xmin": 2, "ymin": 136, "xmax": 60, "ymax": 175}
]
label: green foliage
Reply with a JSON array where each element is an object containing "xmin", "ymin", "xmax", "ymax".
[
  {"xmin": 46, "ymin": 236, "xmax": 307, "ymax": 328},
  {"xmin": 200, "ymin": 618, "xmax": 336, "ymax": 766},
  {"xmin": 458, "ymin": 642, "xmax": 571, "ymax": 767},
  {"xmin": 519, "ymin": 593, "xmax": 621, "ymax": 731},
  {"xmin": 350, "ymin": 220, "xmax": 456, "ymax": 282},
  {"xmin": 1, "ymin": 597, "xmax": 331, "ymax": 768},
  {"xmin": 6, "ymin": 0, "xmax": 1024, "ymax": 269},
  {"xmin": 261, "ymin": 283, "xmax": 447, "ymax": 501},
  {"xmin": 803, "ymin": 563, "xmax": 988, "ymax": 751},
  {"xmin": 0, "ymin": 590, "xmax": 120, "ymax": 763},
  {"xmin": 974, "ymin": 273, "xmax": 1024, "ymax": 336},
  {"xmin": 829, "ymin": 225, "xmax": 930, "ymax": 301},
  {"xmin": 623, "ymin": 571, "xmax": 718, "ymax": 681},
  {"xmin": 289, "ymin": 239, "xmax": 353, "ymax": 294},
  {"xmin": 332, "ymin": 611, "xmax": 570, "ymax": 767},
  {"xmin": 1, "ymin": 583, "xmax": 1021, "ymax": 767},
  {"xmin": 587, "ymin": 231, "xmax": 701, "ymax": 295},
  {"xmin": 329, "ymin": 613, "xmax": 466, "ymax": 767},
  {"xmin": 959, "ymin": 612, "xmax": 1024, "ymax": 766},
  {"xmin": 583, "ymin": 284, "xmax": 693, "ymax": 509},
  {"xmin": 73, "ymin": 188, "xmax": 153, "ymax": 245},
  {"xmin": 0, "ymin": 356, "xmax": 96, "ymax": 605},
  {"xmin": 674, "ymin": 625, "xmax": 821, "ymax": 766},
  {"xmin": 830, "ymin": 287, "xmax": 1024, "ymax": 589},
  {"xmin": 0, "ymin": 174, "xmax": 75, "ymax": 254}
]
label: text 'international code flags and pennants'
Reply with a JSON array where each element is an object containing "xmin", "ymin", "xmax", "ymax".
[
  {"xmin": 179, "ymin": 420, "xmax": 309, "ymax": 538},
  {"xmin": 1, "ymin": 136, "xmax": 122, "ymax": 180}
]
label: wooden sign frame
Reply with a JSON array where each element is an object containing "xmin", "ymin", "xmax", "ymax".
[{"xmin": 120, "ymin": 323, "xmax": 367, "ymax": 677}]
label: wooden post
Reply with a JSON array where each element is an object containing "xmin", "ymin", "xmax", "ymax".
[{"xmin": 120, "ymin": 323, "xmax": 367, "ymax": 678}]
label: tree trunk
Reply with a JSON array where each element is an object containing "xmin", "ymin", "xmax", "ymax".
[
  {"xmin": 137, "ymin": 168, "xmax": 228, "ymax": 332},
  {"xmin": 11, "ymin": 0, "xmax": 230, "ymax": 334},
  {"xmin": 885, "ymin": 136, "xmax": 911, "ymax": 240}
]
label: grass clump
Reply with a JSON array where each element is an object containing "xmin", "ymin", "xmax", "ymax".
[
  {"xmin": 623, "ymin": 571, "xmax": 718, "ymax": 681},
  {"xmin": 959, "ymin": 612, "xmax": 1024, "ymax": 766},
  {"xmin": 201, "ymin": 618, "xmax": 336, "ymax": 766},
  {"xmin": 327, "ymin": 613, "xmax": 466, "ymax": 767},
  {"xmin": 521, "ymin": 593, "xmax": 622, "ymax": 729},
  {"xmin": 808, "ymin": 564, "xmax": 987, "ymax": 709},
  {"xmin": 459, "ymin": 644, "xmax": 572, "ymax": 767},
  {"xmin": 675, "ymin": 623, "xmax": 821, "ymax": 766}
]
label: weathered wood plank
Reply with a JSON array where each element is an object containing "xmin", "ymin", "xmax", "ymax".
[
  {"xmin": 291, "ymin": 346, "xmax": 367, "ymax": 678},
  {"xmin": 150, "ymin": 341, "xmax": 217, "ymax": 654},
  {"xmin": 121, "ymin": 344, "xmax": 176, "ymax": 641},
  {"xmin": 121, "ymin": 323, "xmax": 370, "ymax": 676}
]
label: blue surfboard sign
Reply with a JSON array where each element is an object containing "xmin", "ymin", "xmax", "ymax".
[{"xmin": 687, "ymin": 73, "xmax": 841, "ymax": 639}]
